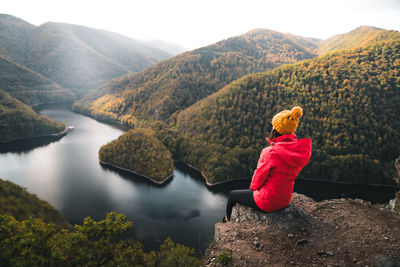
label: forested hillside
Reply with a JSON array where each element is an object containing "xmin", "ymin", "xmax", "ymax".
[
  {"xmin": 99, "ymin": 128, "xmax": 174, "ymax": 181},
  {"xmin": 0, "ymin": 14, "xmax": 173, "ymax": 98},
  {"xmin": 84, "ymin": 26, "xmax": 400, "ymax": 185},
  {"xmin": 73, "ymin": 26, "xmax": 400, "ymax": 125},
  {"xmin": 0, "ymin": 89, "xmax": 65, "ymax": 142},
  {"xmin": 73, "ymin": 29, "xmax": 318, "ymax": 121},
  {"xmin": 0, "ymin": 178, "xmax": 68, "ymax": 226},
  {"xmin": 25, "ymin": 22, "xmax": 172, "ymax": 96},
  {"xmin": 0, "ymin": 14, "xmax": 176, "ymax": 143},
  {"xmin": 0, "ymin": 54, "xmax": 74, "ymax": 105},
  {"xmin": 171, "ymin": 41, "xmax": 400, "ymax": 184},
  {"xmin": 0, "ymin": 14, "xmax": 34, "ymax": 65},
  {"xmin": 315, "ymin": 26, "xmax": 400, "ymax": 55}
]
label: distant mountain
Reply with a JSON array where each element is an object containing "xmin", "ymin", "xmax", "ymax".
[
  {"xmin": 25, "ymin": 22, "xmax": 172, "ymax": 96},
  {"xmin": 286, "ymin": 33, "xmax": 321, "ymax": 51},
  {"xmin": 139, "ymin": 39, "xmax": 187, "ymax": 56},
  {"xmin": 0, "ymin": 54, "xmax": 74, "ymax": 105},
  {"xmin": 315, "ymin": 26, "xmax": 400, "ymax": 54},
  {"xmin": 0, "ymin": 14, "xmax": 173, "ymax": 97},
  {"xmin": 0, "ymin": 89, "xmax": 66, "ymax": 142},
  {"xmin": 0, "ymin": 14, "xmax": 34, "ymax": 65},
  {"xmin": 171, "ymin": 40, "xmax": 400, "ymax": 184},
  {"xmin": 73, "ymin": 28, "xmax": 318, "ymax": 122}
]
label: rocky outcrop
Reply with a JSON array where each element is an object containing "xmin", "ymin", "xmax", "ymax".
[
  {"xmin": 229, "ymin": 194, "xmax": 312, "ymax": 229},
  {"xmin": 393, "ymin": 157, "xmax": 400, "ymax": 216},
  {"xmin": 205, "ymin": 193, "xmax": 400, "ymax": 266}
]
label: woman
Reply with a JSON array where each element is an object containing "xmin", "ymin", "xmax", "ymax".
[{"xmin": 223, "ymin": 106, "xmax": 312, "ymax": 222}]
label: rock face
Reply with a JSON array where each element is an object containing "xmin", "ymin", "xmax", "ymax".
[
  {"xmin": 231, "ymin": 195, "xmax": 311, "ymax": 227},
  {"xmin": 205, "ymin": 193, "xmax": 400, "ymax": 267},
  {"xmin": 394, "ymin": 157, "xmax": 400, "ymax": 216}
]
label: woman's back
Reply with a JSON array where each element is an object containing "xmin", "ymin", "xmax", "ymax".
[
  {"xmin": 223, "ymin": 106, "xmax": 311, "ymax": 223},
  {"xmin": 252, "ymin": 134, "xmax": 312, "ymax": 212}
]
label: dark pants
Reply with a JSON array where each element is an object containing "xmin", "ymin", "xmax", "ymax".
[{"xmin": 226, "ymin": 189, "xmax": 260, "ymax": 220}]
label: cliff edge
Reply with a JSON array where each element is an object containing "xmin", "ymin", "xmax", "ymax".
[{"xmin": 205, "ymin": 193, "xmax": 400, "ymax": 266}]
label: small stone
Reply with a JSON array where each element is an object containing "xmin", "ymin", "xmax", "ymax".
[
  {"xmin": 253, "ymin": 241, "xmax": 260, "ymax": 249},
  {"xmin": 384, "ymin": 236, "xmax": 389, "ymax": 240},
  {"xmin": 327, "ymin": 252, "xmax": 335, "ymax": 256},
  {"xmin": 296, "ymin": 239, "xmax": 308, "ymax": 245},
  {"xmin": 288, "ymin": 233, "xmax": 295, "ymax": 238}
]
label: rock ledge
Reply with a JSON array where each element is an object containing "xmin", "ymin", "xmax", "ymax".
[{"xmin": 206, "ymin": 193, "xmax": 400, "ymax": 267}]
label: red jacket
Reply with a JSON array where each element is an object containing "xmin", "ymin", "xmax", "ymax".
[{"xmin": 250, "ymin": 134, "xmax": 312, "ymax": 212}]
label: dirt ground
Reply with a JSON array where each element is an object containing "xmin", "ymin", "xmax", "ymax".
[{"xmin": 204, "ymin": 195, "xmax": 400, "ymax": 266}]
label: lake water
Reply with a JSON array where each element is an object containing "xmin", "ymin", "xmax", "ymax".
[{"xmin": 0, "ymin": 104, "xmax": 397, "ymax": 254}]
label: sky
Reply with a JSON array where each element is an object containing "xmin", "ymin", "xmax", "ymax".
[{"xmin": 2, "ymin": 0, "xmax": 400, "ymax": 49}]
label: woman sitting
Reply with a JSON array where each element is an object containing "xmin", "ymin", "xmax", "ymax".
[{"xmin": 224, "ymin": 106, "xmax": 312, "ymax": 222}]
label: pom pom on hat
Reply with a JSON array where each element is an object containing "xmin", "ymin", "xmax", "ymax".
[
  {"xmin": 290, "ymin": 106, "xmax": 303, "ymax": 120},
  {"xmin": 271, "ymin": 106, "xmax": 303, "ymax": 135}
]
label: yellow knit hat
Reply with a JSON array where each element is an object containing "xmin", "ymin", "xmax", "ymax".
[{"xmin": 271, "ymin": 106, "xmax": 303, "ymax": 135}]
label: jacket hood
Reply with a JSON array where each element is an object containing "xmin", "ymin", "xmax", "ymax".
[{"xmin": 267, "ymin": 134, "xmax": 312, "ymax": 168}]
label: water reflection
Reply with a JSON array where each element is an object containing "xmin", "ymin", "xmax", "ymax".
[
  {"xmin": 100, "ymin": 163, "xmax": 173, "ymax": 188},
  {"xmin": 173, "ymin": 162, "xmax": 251, "ymax": 194},
  {"xmin": 0, "ymin": 135, "xmax": 66, "ymax": 154},
  {"xmin": 146, "ymin": 209, "xmax": 201, "ymax": 221}
]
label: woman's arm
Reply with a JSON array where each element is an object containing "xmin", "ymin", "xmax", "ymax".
[{"xmin": 249, "ymin": 148, "xmax": 276, "ymax": 190}]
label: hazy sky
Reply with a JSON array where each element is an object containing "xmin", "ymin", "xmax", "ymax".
[{"xmin": 2, "ymin": 0, "xmax": 399, "ymax": 49}]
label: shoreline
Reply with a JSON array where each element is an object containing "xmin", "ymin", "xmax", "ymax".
[
  {"xmin": 296, "ymin": 177, "xmax": 400, "ymax": 189},
  {"xmin": 67, "ymin": 107, "xmax": 399, "ymax": 190},
  {"xmin": 1, "ymin": 101, "xmax": 72, "ymax": 144},
  {"xmin": 179, "ymin": 161, "xmax": 399, "ymax": 189},
  {"xmin": 99, "ymin": 160, "xmax": 173, "ymax": 185},
  {"xmin": 177, "ymin": 161, "xmax": 250, "ymax": 187},
  {"xmin": 30, "ymin": 101, "xmax": 75, "ymax": 109},
  {"xmin": 71, "ymin": 108, "xmax": 134, "ymax": 130},
  {"xmin": 0, "ymin": 127, "xmax": 69, "ymax": 144}
]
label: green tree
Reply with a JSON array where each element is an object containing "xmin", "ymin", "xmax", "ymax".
[{"xmin": 0, "ymin": 212, "xmax": 201, "ymax": 266}]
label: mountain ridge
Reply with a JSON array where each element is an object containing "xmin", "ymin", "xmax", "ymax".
[
  {"xmin": 137, "ymin": 39, "xmax": 187, "ymax": 56},
  {"xmin": 73, "ymin": 28, "xmax": 318, "ymax": 121},
  {"xmin": 315, "ymin": 25, "xmax": 400, "ymax": 54},
  {"xmin": 0, "ymin": 53, "xmax": 75, "ymax": 105},
  {"xmin": 75, "ymin": 26, "xmax": 398, "ymax": 125},
  {"xmin": 0, "ymin": 14, "xmax": 177, "ymax": 98},
  {"xmin": 0, "ymin": 14, "xmax": 35, "ymax": 65}
]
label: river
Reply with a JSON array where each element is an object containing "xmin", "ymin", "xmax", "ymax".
[{"xmin": 0, "ymin": 103, "xmax": 397, "ymax": 254}]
